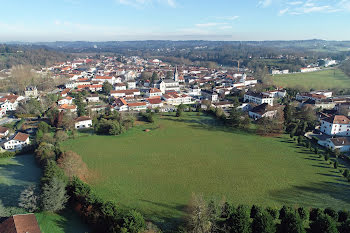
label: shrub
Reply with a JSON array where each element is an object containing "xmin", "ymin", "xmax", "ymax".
[{"xmin": 121, "ymin": 210, "xmax": 146, "ymax": 233}]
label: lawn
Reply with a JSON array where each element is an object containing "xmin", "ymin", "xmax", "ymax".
[
  {"xmin": 271, "ymin": 68, "xmax": 350, "ymax": 90},
  {"xmin": 0, "ymin": 154, "xmax": 90, "ymax": 233},
  {"xmin": 63, "ymin": 113, "xmax": 350, "ymax": 230}
]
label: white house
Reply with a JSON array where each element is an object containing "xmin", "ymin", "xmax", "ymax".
[
  {"xmin": 320, "ymin": 115, "xmax": 350, "ymax": 136},
  {"xmin": 244, "ymin": 92, "xmax": 274, "ymax": 106},
  {"xmin": 0, "ymin": 95, "xmax": 20, "ymax": 111},
  {"xmin": 24, "ymin": 86, "xmax": 38, "ymax": 98},
  {"xmin": 74, "ymin": 116, "xmax": 93, "ymax": 129},
  {"xmin": 146, "ymin": 88, "xmax": 162, "ymax": 98},
  {"xmin": 147, "ymin": 98, "xmax": 163, "ymax": 109},
  {"xmin": 113, "ymin": 98, "xmax": 129, "ymax": 112},
  {"xmin": 2, "ymin": 132, "xmax": 30, "ymax": 150},
  {"xmin": 127, "ymin": 102, "xmax": 147, "ymax": 111},
  {"xmin": 321, "ymin": 137, "xmax": 350, "ymax": 153},
  {"xmin": 86, "ymin": 94, "xmax": 100, "ymax": 103},
  {"xmin": 162, "ymin": 92, "xmax": 193, "ymax": 106},
  {"xmin": 127, "ymin": 81, "xmax": 137, "ymax": 89},
  {"xmin": 110, "ymin": 89, "xmax": 141, "ymax": 98},
  {"xmin": 114, "ymin": 83, "xmax": 127, "ymax": 91},
  {"xmin": 58, "ymin": 96, "xmax": 73, "ymax": 105},
  {"xmin": 92, "ymin": 76, "xmax": 116, "ymax": 85},
  {"xmin": 201, "ymin": 90, "xmax": 219, "ymax": 103}
]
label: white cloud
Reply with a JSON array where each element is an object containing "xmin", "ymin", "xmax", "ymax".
[
  {"xmin": 217, "ymin": 16, "xmax": 240, "ymax": 21},
  {"xmin": 260, "ymin": 0, "xmax": 350, "ymax": 15},
  {"xmin": 195, "ymin": 22, "xmax": 228, "ymax": 27},
  {"xmin": 258, "ymin": 0, "xmax": 273, "ymax": 8},
  {"xmin": 116, "ymin": 0, "xmax": 176, "ymax": 8}
]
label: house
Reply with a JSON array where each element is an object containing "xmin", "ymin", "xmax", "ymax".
[
  {"xmin": 249, "ymin": 103, "xmax": 277, "ymax": 120},
  {"xmin": 25, "ymin": 86, "xmax": 38, "ymax": 98},
  {"xmin": 262, "ymin": 89, "xmax": 287, "ymax": 98},
  {"xmin": 320, "ymin": 115, "xmax": 350, "ymax": 136},
  {"xmin": 146, "ymin": 88, "xmax": 162, "ymax": 98},
  {"xmin": 127, "ymin": 81, "xmax": 137, "ymax": 89},
  {"xmin": 110, "ymin": 89, "xmax": 141, "ymax": 98},
  {"xmin": 244, "ymin": 92, "xmax": 274, "ymax": 106},
  {"xmin": 213, "ymin": 101, "xmax": 234, "ymax": 109},
  {"xmin": 0, "ymin": 126, "xmax": 9, "ymax": 138},
  {"xmin": 0, "ymin": 214, "xmax": 41, "ymax": 233},
  {"xmin": 296, "ymin": 91, "xmax": 332, "ymax": 101},
  {"xmin": 60, "ymin": 88, "xmax": 71, "ymax": 97},
  {"xmin": 201, "ymin": 90, "xmax": 219, "ymax": 103},
  {"xmin": 58, "ymin": 96, "xmax": 73, "ymax": 105},
  {"xmin": 75, "ymin": 116, "xmax": 92, "ymax": 129},
  {"xmin": 93, "ymin": 76, "xmax": 115, "ymax": 85},
  {"xmin": 89, "ymin": 84, "xmax": 102, "ymax": 92},
  {"xmin": 113, "ymin": 98, "xmax": 129, "ymax": 111},
  {"xmin": 127, "ymin": 102, "xmax": 147, "ymax": 111},
  {"xmin": 162, "ymin": 92, "xmax": 193, "ymax": 106},
  {"xmin": 58, "ymin": 104, "xmax": 77, "ymax": 113},
  {"xmin": 0, "ymin": 94, "xmax": 20, "ymax": 111},
  {"xmin": 147, "ymin": 97, "xmax": 163, "ymax": 108},
  {"xmin": 322, "ymin": 137, "xmax": 350, "ymax": 153},
  {"xmin": 86, "ymin": 94, "xmax": 100, "ymax": 103},
  {"xmin": 2, "ymin": 132, "xmax": 30, "ymax": 150},
  {"xmin": 114, "ymin": 83, "xmax": 127, "ymax": 91},
  {"xmin": 0, "ymin": 107, "xmax": 6, "ymax": 118}
]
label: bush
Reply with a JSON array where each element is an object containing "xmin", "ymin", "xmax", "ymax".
[
  {"xmin": 338, "ymin": 210, "xmax": 350, "ymax": 222},
  {"xmin": 324, "ymin": 208, "xmax": 338, "ymax": 220},
  {"xmin": 121, "ymin": 210, "xmax": 146, "ymax": 233},
  {"xmin": 310, "ymin": 208, "xmax": 323, "ymax": 221},
  {"xmin": 310, "ymin": 214, "xmax": 338, "ymax": 233},
  {"xmin": 0, "ymin": 151, "xmax": 16, "ymax": 158}
]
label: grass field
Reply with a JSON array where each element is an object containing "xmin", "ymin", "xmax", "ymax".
[
  {"xmin": 0, "ymin": 155, "xmax": 89, "ymax": 233},
  {"xmin": 271, "ymin": 68, "xmax": 350, "ymax": 90},
  {"xmin": 63, "ymin": 113, "xmax": 350, "ymax": 230}
]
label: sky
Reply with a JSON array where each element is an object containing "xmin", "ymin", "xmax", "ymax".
[{"xmin": 1, "ymin": 0, "xmax": 350, "ymax": 41}]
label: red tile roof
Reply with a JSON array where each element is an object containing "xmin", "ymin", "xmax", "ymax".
[
  {"xmin": 0, "ymin": 214, "xmax": 41, "ymax": 233},
  {"xmin": 323, "ymin": 115, "xmax": 350, "ymax": 124},
  {"xmin": 13, "ymin": 132, "xmax": 29, "ymax": 142}
]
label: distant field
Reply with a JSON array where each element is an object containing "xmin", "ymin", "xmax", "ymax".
[
  {"xmin": 272, "ymin": 68, "xmax": 350, "ymax": 90},
  {"xmin": 63, "ymin": 113, "xmax": 350, "ymax": 230},
  {"xmin": 0, "ymin": 155, "xmax": 89, "ymax": 233}
]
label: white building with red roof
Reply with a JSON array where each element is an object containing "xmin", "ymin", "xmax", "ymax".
[
  {"xmin": 2, "ymin": 132, "xmax": 30, "ymax": 150},
  {"xmin": 75, "ymin": 116, "xmax": 92, "ymax": 129},
  {"xmin": 162, "ymin": 92, "xmax": 193, "ymax": 106},
  {"xmin": 58, "ymin": 96, "xmax": 73, "ymax": 105},
  {"xmin": 0, "ymin": 107, "xmax": 6, "ymax": 118},
  {"xmin": 146, "ymin": 88, "xmax": 162, "ymax": 98},
  {"xmin": 320, "ymin": 115, "xmax": 350, "ymax": 136}
]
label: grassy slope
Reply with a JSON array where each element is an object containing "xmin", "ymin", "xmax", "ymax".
[
  {"xmin": 63, "ymin": 113, "xmax": 350, "ymax": 229},
  {"xmin": 271, "ymin": 68, "xmax": 350, "ymax": 90},
  {"xmin": 0, "ymin": 155, "xmax": 89, "ymax": 233}
]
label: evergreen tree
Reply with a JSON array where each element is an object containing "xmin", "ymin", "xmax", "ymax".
[
  {"xmin": 310, "ymin": 214, "xmax": 338, "ymax": 233},
  {"xmin": 228, "ymin": 205, "xmax": 250, "ymax": 233},
  {"xmin": 252, "ymin": 210, "xmax": 276, "ymax": 233},
  {"xmin": 41, "ymin": 177, "xmax": 68, "ymax": 212},
  {"xmin": 18, "ymin": 185, "xmax": 39, "ymax": 212}
]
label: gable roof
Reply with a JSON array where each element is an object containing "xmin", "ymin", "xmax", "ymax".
[
  {"xmin": 329, "ymin": 137, "xmax": 350, "ymax": 146},
  {"xmin": 0, "ymin": 126, "xmax": 9, "ymax": 134},
  {"xmin": 0, "ymin": 214, "xmax": 41, "ymax": 233},
  {"xmin": 13, "ymin": 132, "xmax": 29, "ymax": 142},
  {"xmin": 75, "ymin": 116, "xmax": 91, "ymax": 122},
  {"xmin": 323, "ymin": 115, "xmax": 350, "ymax": 124},
  {"xmin": 250, "ymin": 103, "xmax": 271, "ymax": 115}
]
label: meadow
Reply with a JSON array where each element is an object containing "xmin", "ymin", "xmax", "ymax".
[
  {"xmin": 0, "ymin": 154, "xmax": 89, "ymax": 233},
  {"xmin": 271, "ymin": 68, "xmax": 350, "ymax": 90},
  {"xmin": 63, "ymin": 113, "xmax": 350, "ymax": 230}
]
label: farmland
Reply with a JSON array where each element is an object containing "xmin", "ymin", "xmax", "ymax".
[
  {"xmin": 271, "ymin": 68, "xmax": 350, "ymax": 90},
  {"xmin": 62, "ymin": 113, "xmax": 350, "ymax": 229}
]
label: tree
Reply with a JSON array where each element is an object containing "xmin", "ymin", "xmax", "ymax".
[
  {"xmin": 228, "ymin": 108, "xmax": 242, "ymax": 128},
  {"xmin": 279, "ymin": 210, "xmax": 305, "ymax": 233},
  {"xmin": 121, "ymin": 210, "xmax": 146, "ymax": 233},
  {"xmin": 186, "ymin": 194, "xmax": 212, "ymax": 233},
  {"xmin": 227, "ymin": 205, "xmax": 250, "ymax": 233},
  {"xmin": 176, "ymin": 104, "xmax": 185, "ymax": 117},
  {"xmin": 251, "ymin": 211, "xmax": 275, "ymax": 233},
  {"xmin": 324, "ymin": 208, "xmax": 338, "ymax": 220},
  {"xmin": 41, "ymin": 176, "xmax": 68, "ymax": 212},
  {"xmin": 338, "ymin": 210, "xmax": 350, "ymax": 222},
  {"xmin": 150, "ymin": 72, "xmax": 158, "ymax": 84},
  {"xmin": 102, "ymin": 81, "xmax": 113, "ymax": 95},
  {"xmin": 55, "ymin": 130, "xmax": 68, "ymax": 143},
  {"xmin": 18, "ymin": 185, "xmax": 39, "ymax": 212},
  {"xmin": 297, "ymin": 207, "xmax": 308, "ymax": 221},
  {"xmin": 334, "ymin": 160, "xmax": 339, "ymax": 169},
  {"xmin": 310, "ymin": 208, "xmax": 323, "ymax": 221},
  {"xmin": 251, "ymin": 205, "xmax": 263, "ymax": 218},
  {"xmin": 339, "ymin": 220, "xmax": 350, "ymax": 233},
  {"xmin": 343, "ymin": 169, "xmax": 350, "ymax": 178},
  {"xmin": 57, "ymin": 151, "xmax": 89, "ymax": 180},
  {"xmin": 310, "ymin": 214, "xmax": 338, "ymax": 233}
]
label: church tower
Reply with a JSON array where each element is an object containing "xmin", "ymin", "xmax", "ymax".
[{"xmin": 174, "ymin": 66, "xmax": 179, "ymax": 82}]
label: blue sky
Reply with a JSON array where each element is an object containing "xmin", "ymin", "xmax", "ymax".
[{"xmin": 1, "ymin": 0, "xmax": 350, "ymax": 41}]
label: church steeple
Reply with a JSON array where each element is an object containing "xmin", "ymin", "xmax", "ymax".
[{"xmin": 174, "ymin": 66, "xmax": 179, "ymax": 82}]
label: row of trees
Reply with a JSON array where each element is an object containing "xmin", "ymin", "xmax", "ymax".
[{"xmin": 186, "ymin": 194, "xmax": 350, "ymax": 233}]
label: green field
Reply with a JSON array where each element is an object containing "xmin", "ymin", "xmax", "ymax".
[
  {"xmin": 272, "ymin": 68, "xmax": 350, "ymax": 90},
  {"xmin": 0, "ymin": 155, "xmax": 89, "ymax": 233},
  {"xmin": 63, "ymin": 113, "xmax": 350, "ymax": 230}
]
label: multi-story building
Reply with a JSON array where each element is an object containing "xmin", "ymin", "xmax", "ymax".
[
  {"xmin": 244, "ymin": 92, "xmax": 274, "ymax": 106},
  {"xmin": 320, "ymin": 115, "xmax": 350, "ymax": 136}
]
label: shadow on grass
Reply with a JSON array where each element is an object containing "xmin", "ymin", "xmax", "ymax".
[
  {"xmin": 0, "ymin": 155, "xmax": 42, "ymax": 207},
  {"xmin": 269, "ymin": 181, "xmax": 350, "ymax": 210},
  {"xmin": 139, "ymin": 199, "xmax": 187, "ymax": 232}
]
